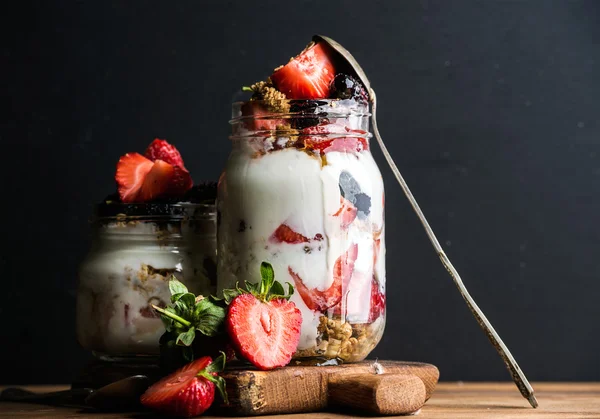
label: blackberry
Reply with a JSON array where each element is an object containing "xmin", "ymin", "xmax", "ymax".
[
  {"xmin": 329, "ymin": 74, "xmax": 369, "ymax": 103},
  {"xmin": 339, "ymin": 171, "xmax": 371, "ymax": 219},
  {"xmin": 290, "ymin": 100, "xmax": 328, "ymax": 129}
]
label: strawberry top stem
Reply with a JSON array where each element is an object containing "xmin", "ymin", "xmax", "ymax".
[{"xmin": 152, "ymin": 304, "xmax": 192, "ymax": 328}]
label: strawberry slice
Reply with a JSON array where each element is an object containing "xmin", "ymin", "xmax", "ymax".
[
  {"xmin": 369, "ymin": 278, "xmax": 386, "ymax": 322},
  {"xmin": 301, "ymin": 125, "xmax": 369, "ymax": 153},
  {"xmin": 140, "ymin": 354, "xmax": 227, "ymax": 417},
  {"xmin": 289, "ymin": 243, "xmax": 358, "ymax": 312},
  {"xmin": 136, "ymin": 160, "xmax": 193, "ymax": 202},
  {"xmin": 115, "ymin": 153, "xmax": 154, "ymax": 203},
  {"xmin": 270, "ymin": 224, "xmax": 310, "ymax": 244},
  {"xmin": 333, "ymin": 197, "xmax": 358, "ymax": 229},
  {"xmin": 226, "ymin": 263, "xmax": 302, "ymax": 370},
  {"xmin": 144, "ymin": 138, "xmax": 186, "ymax": 168},
  {"xmin": 270, "ymin": 42, "xmax": 336, "ymax": 99}
]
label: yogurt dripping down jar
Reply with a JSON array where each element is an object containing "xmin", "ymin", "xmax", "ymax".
[{"xmin": 217, "ymin": 99, "xmax": 386, "ymax": 362}]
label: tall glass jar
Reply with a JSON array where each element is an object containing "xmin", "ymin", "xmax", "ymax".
[
  {"xmin": 217, "ymin": 99, "xmax": 385, "ymax": 362},
  {"xmin": 77, "ymin": 201, "xmax": 216, "ymax": 361}
]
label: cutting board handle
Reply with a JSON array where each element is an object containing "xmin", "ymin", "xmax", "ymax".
[{"xmin": 328, "ymin": 373, "xmax": 426, "ymax": 415}]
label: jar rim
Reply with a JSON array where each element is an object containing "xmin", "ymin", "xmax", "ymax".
[
  {"xmin": 94, "ymin": 201, "xmax": 215, "ymax": 220},
  {"xmin": 230, "ymin": 98, "xmax": 370, "ymax": 124}
]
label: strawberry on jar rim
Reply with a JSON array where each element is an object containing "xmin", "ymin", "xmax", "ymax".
[
  {"xmin": 270, "ymin": 42, "xmax": 336, "ymax": 100},
  {"xmin": 115, "ymin": 140, "xmax": 193, "ymax": 203}
]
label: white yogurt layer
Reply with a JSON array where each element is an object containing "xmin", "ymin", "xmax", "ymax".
[
  {"xmin": 218, "ymin": 138, "xmax": 385, "ymax": 352},
  {"xmin": 77, "ymin": 220, "xmax": 215, "ymax": 356}
]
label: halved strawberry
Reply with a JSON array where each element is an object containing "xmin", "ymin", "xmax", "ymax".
[
  {"xmin": 115, "ymin": 153, "xmax": 154, "ymax": 203},
  {"xmin": 241, "ymin": 101, "xmax": 285, "ymax": 131},
  {"xmin": 270, "ymin": 224, "xmax": 310, "ymax": 244},
  {"xmin": 140, "ymin": 354, "xmax": 227, "ymax": 418},
  {"xmin": 333, "ymin": 197, "xmax": 358, "ymax": 229},
  {"xmin": 135, "ymin": 160, "xmax": 193, "ymax": 202},
  {"xmin": 270, "ymin": 42, "xmax": 336, "ymax": 99},
  {"xmin": 136, "ymin": 159, "xmax": 175, "ymax": 202},
  {"xmin": 289, "ymin": 243, "xmax": 358, "ymax": 312},
  {"xmin": 226, "ymin": 263, "xmax": 301, "ymax": 370},
  {"xmin": 144, "ymin": 138, "xmax": 186, "ymax": 168}
]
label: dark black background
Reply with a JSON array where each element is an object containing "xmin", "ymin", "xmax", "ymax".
[{"xmin": 3, "ymin": 0, "xmax": 599, "ymax": 384}]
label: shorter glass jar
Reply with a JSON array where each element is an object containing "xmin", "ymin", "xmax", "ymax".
[{"xmin": 76, "ymin": 202, "xmax": 216, "ymax": 361}]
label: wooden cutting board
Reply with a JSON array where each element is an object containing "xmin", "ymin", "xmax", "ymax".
[{"xmin": 214, "ymin": 360, "xmax": 439, "ymax": 416}]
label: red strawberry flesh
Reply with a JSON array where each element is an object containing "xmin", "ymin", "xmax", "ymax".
[
  {"xmin": 144, "ymin": 138, "xmax": 186, "ymax": 168},
  {"xmin": 226, "ymin": 293, "xmax": 302, "ymax": 370},
  {"xmin": 290, "ymin": 243, "xmax": 359, "ymax": 312},
  {"xmin": 271, "ymin": 42, "xmax": 336, "ymax": 99},
  {"xmin": 241, "ymin": 101, "xmax": 285, "ymax": 131},
  {"xmin": 270, "ymin": 224, "xmax": 310, "ymax": 244},
  {"xmin": 369, "ymin": 279, "xmax": 386, "ymax": 322},
  {"xmin": 115, "ymin": 153, "xmax": 154, "ymax": 203},
  {"xmin": 333, "ymin": 197, "xmax": 358, "ymax": 229},
  {"xmin": 140, "ymin": 356, "xmax": 215, "ymax": 418}
]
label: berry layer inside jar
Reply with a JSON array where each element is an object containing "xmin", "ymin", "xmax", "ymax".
[{"xmin": 218, "ymin": 128, "xmax": 386, "ymax": 361}]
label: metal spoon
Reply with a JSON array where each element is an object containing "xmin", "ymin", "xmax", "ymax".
[
  {"xmin": 84, "ymin": 374, "xmax": 150, "ymax": 410},
  {"xmin": 0, "ymin": 375, "xmax": 150, "ymax": 410},
  {"xmin": 313, "ymin": 34, "xmax": 538, "ymax": 408}
]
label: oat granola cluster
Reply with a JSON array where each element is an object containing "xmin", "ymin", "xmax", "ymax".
[{"xmin": 294, "ymin": 315, "xmax": 384, "ymax": 362}]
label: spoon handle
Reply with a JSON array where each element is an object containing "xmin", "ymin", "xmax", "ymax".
[{"xmin": 370, "ymin": 91, "xmax": 538, "ymax": 408}]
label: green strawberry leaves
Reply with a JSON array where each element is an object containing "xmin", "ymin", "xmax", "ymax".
[
  {"xmin": 156, "ymin": 262, "xmax": 293, "ymax": 368},
  {"xmin": 194, "ymin": 299, "xmax": 227, "ymax": 337},
  {"xmin": 155, "ymin": 278, "xmax": 227, "ymax": 346},
  {"xmin": 248, "ymin": 261, "xmax": 294, "ymax": 302},
  {"xmin": 259, "ymin": 262, "xmax": 274, "ymax": 295},
  {"xmin": 198, "ymin": 352, "xmax": 228, "ymax": 404},
  {"xmin": 169, "ymin": 279, "xmax": 188, "ymax": 296}
]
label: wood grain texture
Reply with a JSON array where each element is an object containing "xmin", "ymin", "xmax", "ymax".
[
  {"xmin": 328, "ymin": 373, "xmax": 426, "ymax": 415},
  {"xmin": 0, "ymin": 382, "xmax": 600, "ymax": 419},
  {"xmin": 217, "ymin": 360, "xmax": 438, "ymax": 415},
  {"xmin": 1, "ymin": 383, "xmax": 599, "ymax": 418}
]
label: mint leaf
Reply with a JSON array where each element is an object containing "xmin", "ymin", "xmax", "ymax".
[
  {"xmin": 177, "ymin": 327, "xmax": 196, "ymax": 346},
  {"xmin": 259, "ymin": 262, "xmax": 275, "ymax": 295},
  {"xmin": 194, "ymin": 299, "xmax": 227, "ymax": 337},
  {"xmin": 169, "ymin": 278, "xmax": 188, "ymax": 295}
]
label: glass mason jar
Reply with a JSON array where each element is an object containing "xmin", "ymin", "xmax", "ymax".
[
  {"xmin": 77, "ymin": 201, "xmax": 217, "ymax": 361},
  {"xmin": 218, "ymin": 99, "xmax": 385, "ymax": 363}
]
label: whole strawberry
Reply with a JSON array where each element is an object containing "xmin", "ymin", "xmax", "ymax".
[
  {"xmin": 226, "ymin": 262, "xmax": 302, "ymax": 370},
  {"xmin": 140, "ymin": 353, "xmax": 227, "ymax": 418},
  {"xmin": 144, "ymin": 138, "xmax": 186, "ymax": 168}
]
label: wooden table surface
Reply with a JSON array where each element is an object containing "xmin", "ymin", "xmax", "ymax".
[{"xmin": 1, "ymin": 382, "xmax": 598, "ymax": 418}]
